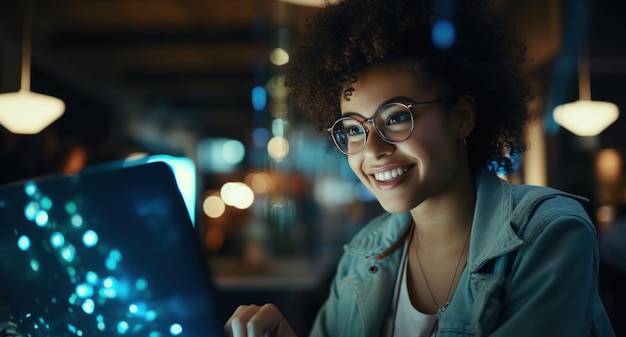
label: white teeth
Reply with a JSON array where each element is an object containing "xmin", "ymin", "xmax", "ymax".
[{"xmin": 374, "ymin": 166, "xmax": 410, "ymax": 182}]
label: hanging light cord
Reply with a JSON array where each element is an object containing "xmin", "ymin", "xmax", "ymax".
[
  {"xmin": 578, "ymin": 38, "xmax": 590, "ymax": 101},
  {"xmin": 21, "ymin": 0, "xmax": 33, "ymax": 92}
]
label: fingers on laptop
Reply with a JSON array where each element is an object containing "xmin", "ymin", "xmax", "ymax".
[{"xmin": 225, "ymin": 304, "xmax": 296, "ymax": 337}]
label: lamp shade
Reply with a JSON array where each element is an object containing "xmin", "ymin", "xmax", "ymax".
[
  {"xmin": 0, "ymin": 90, "xmax": 65, "ymax": 134},
  {"xmin": 553, "ymin": 100, "xmax": 619, "ymax": 137}
]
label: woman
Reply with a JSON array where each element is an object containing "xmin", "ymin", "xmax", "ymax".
[{"xmin": 225, "ymin": 0, "xmax": 615, "ymax": 336}]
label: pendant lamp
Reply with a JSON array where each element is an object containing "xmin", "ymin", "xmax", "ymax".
[
  {"xmin": 0, "ymin": 0, "xmax": 65, "ymax": 134},
  {"xmin": 553, "ymin": 42, "xmax": 619, "ymax": 137}
]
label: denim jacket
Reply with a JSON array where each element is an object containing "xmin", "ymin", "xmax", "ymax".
[{"xmin": 309, "ymin": 170, "xmax": 615, "ymax": 337}]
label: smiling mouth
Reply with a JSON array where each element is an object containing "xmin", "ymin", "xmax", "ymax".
[{"xmin": 373, "ymin": 165, "xmax": 413, "ymax": 182}]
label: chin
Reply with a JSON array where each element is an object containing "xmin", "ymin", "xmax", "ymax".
[{"xmin": 378, "ymin": 201, "xmax": 413, "ymax": 214}]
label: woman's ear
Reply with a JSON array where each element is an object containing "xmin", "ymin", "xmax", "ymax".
[{"xmin": 453, "ymin": 95, "xmax": 477, "ymax": 141}]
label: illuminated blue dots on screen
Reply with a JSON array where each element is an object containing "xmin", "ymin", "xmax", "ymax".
[
  {"xmin": 432, "ymin": 19, "xmax": 456, "ymax": 50},
  {"xmin": 145, "ymin": 310, "xmax": 157, "ymax": 321},
  {"xmin": 97, "ymin": 315, "xmax": 106, "ymax": 331},
  {"xmin": 68, "ymin": 324, "xmax": 77, "ymax": 334},
  {"xmin": 117, "ymin": 321, "xmax": 130, "ymax": 334},
  {"xmin": 14, "ymin": 187, "xmax": 171, "ymax": 337},
  {"xmin": 170, "ymin": 324, "xmax": 183, "ymax": 336},
  {"xmin": 68, "ymin": 293, "xmax": 78, "ymax": 306},
  {"xmin": 136, "ymin": 278, "xmax": 148, "ymax": 291},
  {"xmin": 30, "ymin": 259, "xmax": 40, "ymax": 272},
  {"xmin": 17, "ymin": 235, "xmax": 31, "ymax": 251},
  {"xmin": 24, "ymin": 181, "xmax": 38, "ymax": 196},
  {"xmin": 35, "ymin": 210, "xmax": 49, "ymax": 227},
  {"xmin": 103, "ymin": 276, "xmax": 115, "ymax": 288},
  {"xmin": 71, "ymin": 214, "xmax": 84, "ymax": 228},
  {"xmin": 105, "ymin": 259, "xmax": 117, "ymax": 270},
  {"xmin": 40, "ymin": 196, "xmax": 52, "ymax": 210},
  {"xmin": 86, "ymin": 271, "xmax": 99, "ymax": 284},
  {"xmin": 82, "ymin": 299, "xmax": 95, "ymax": 314},
  {"xmin": 75, "ymin": 283, "xmax": 94, "ymax": 298},
  {"xmin": 99, "ymin": 287, "xmax": 117, "ymax": 299},
  {"xmin": 24, "ymin": 202, "xmax": 38, "ymax": 220},
  {"xmin": 106, "ymin": 250, "xmax": 122, "ymax": 270},
  {"xmin": 100, "ymin": 276, "xmax": 119, "ymax": 299},
  {"xmin": 65, "ymin": 201, "xmax": 77, "ymax": 214},
  {"xmin": 50, "ymin": 232, "xmax": 65, "ymax": 248},
  {"xmin": 82, "ymin": 230, "xmax": 98, "ymax": 247},
  {"xmin": 61, "ymin": 244, "xmax": 76, "ymax": 262}
]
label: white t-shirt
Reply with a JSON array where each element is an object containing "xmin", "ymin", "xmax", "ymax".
[{"xmin": 391, "ymin": 237, "xmax": 438, "ymax": 337}]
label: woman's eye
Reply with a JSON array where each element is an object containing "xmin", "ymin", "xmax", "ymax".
[
  {"xmin": 387, "ymin": 111, "xmax": 412, "ymax": 125},
  {"xmin": 345, "ymin": 125, "xmax": 364, "ymax": 136}
]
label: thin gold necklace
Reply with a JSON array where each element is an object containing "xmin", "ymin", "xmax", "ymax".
[{"xmin": 415, "ymin": 226, "xmax": 470, "ymax": 312}]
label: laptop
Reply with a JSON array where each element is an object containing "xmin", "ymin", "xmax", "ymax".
[{"xmin": 0, "ymin": 160, "xmax": 225, "ymax": 337}]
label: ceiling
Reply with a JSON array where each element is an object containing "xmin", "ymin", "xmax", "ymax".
[
  {"xmin": 0, "ymin": 0, "xmax": 317, "ymax": 150},
  {"xmin": 0, "ymin": 0, "xmax": 624, "ymax": 164}
]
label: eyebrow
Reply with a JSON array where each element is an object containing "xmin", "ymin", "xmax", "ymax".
[{"xmin": 341, "ymin": 95, "xmax": 415, "ymax": 118}]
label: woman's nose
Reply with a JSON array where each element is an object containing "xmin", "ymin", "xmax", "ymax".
[{"xmin": 362, "ymin": 126, "xmax": 394, "ymax": 159}]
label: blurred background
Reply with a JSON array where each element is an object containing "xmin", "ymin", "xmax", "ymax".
[{"xmin": 0, "ymin": 0, "xmax": 625, "ymax": 335}]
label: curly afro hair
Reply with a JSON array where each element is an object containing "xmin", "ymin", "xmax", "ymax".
[{"xmin": 286, "ymin": 0, "xmax": 531, "ymax": 175}]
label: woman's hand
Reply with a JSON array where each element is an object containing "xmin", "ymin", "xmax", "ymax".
[{"xmin": 224, "ymin": 303, "xmax": 297, "ymax": 337}]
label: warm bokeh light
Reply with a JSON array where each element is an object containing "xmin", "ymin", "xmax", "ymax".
[
  {"xmin": 597, "ymin": 205, "xmax": 616, "ymax": 228},
  {"xmin": 267, "ymin": 136, "xmax": 289, "ymax": 160},
  {"xmin": 265, "ymin": 75, "xmax": 288, "ymax": 99},
  {"xmin": 203, "ymin": 195, "xmax": 226, "ymax": 218},
  {"xmin": 0, "ymin": 92, "xmax": 64, "ymax": 134},
  {"xmin": 245, "ymin": 172, "xmax": 271, "ymax": 194},
  {"xmin": 595, "ymin": 148, "xmax": 622, "ymax": 185},
  {"xmin": 126, "ymin": 152, "xmax": 148, "ymax": 161},
  {"xmin": 220, "ymin": 182, "xmax": 255, "ymax": 209},
  {"xmin": 270, "ymin": 48, "xmax": 289, "ymax": 66},
  {"xmin": 553, "ymin": 100, "xmax": 619, "ymax": 136}
]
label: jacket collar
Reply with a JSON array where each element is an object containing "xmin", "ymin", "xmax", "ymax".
[
  {"xmin": 343, "ymin": 169, "xmax": 589, "ymax": 274},
  {"xmin": 343, "ymin": 212, "xmax": 412, "ymax": 259},
  {"xmin": 467, "ymin": 170, "xmax": 524, "ymax": 272}
]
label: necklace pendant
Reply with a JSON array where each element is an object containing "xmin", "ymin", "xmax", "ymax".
[{"xmin": 441, "ymin": 302, "xmax": 450, "ymax": 312}]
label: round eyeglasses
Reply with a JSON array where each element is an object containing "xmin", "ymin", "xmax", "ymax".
[{"xmin": 327, "ymin": 99, "xmax": 447, "ymax": 155}]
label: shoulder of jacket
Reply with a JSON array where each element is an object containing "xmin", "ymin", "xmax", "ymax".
[{"xmin": 509, "ymin": 184, "xmax": 592, "ymax": 236}]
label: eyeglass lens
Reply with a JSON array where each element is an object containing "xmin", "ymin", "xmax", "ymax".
[{"xmin": 331, "ymin": 102, "xmax": 414, "ymax": 154}]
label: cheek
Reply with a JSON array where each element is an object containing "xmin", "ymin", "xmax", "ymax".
[
  {"xmin": 412, "ymin": 118, "xmax": 456, "ymax": 153},
  {"xmin": 347, "ymin": 156, "xmax": 365, "ymax": 178}
]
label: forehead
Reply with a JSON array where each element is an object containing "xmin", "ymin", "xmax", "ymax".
[{"xmin": 340, "ymin": 64, "xmax": 434, "ymax": 115}]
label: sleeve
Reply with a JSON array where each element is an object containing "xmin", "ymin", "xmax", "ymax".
[
  {"xmin": 490, "ymin": 196, "xmax": 602, "ymax": 337},
  {"xmin": 308, "ymin": 252, "xmax": 349, "ymax": 337}
]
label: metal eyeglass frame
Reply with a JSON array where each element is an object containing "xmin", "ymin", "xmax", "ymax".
[{"xmin": 326, "ymin": 98, "xmax": 447, "ymax": 155}]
